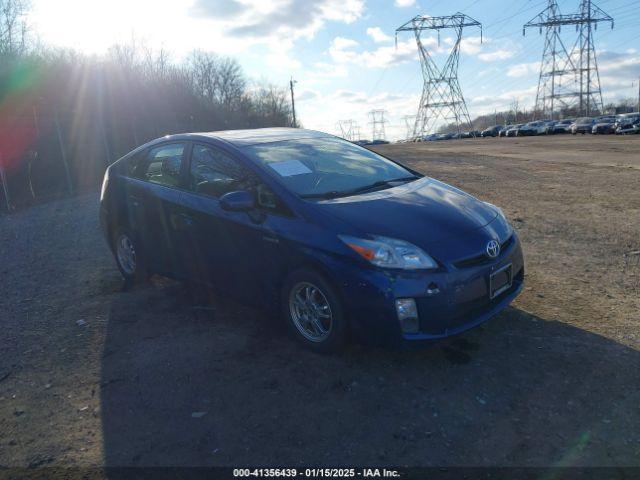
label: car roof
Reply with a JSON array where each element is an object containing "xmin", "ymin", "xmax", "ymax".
[{"xmin": 166, "ymin": 128, "xmax": 333, "ymax": 147}]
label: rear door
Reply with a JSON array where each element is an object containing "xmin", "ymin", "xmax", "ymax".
[{"xmin": 126, "ymin": 142, "xmax": 188, "ymax": 277}]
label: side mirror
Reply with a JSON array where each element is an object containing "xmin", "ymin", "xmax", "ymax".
[{"xmin": 220, "ymin": 190, "xmax": 255, "ymax": 212}]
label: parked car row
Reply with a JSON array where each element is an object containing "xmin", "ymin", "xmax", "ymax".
[{"xmin": 411, "ymin": 113, "xmax": 640, "ymax": 142}]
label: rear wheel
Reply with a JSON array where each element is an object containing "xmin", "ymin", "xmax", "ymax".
[
  {"xmin": 113, "ymin": 227, "xmax": 147, "ymax": 285},
  {"xmin": 282, "ymin": 270, "xmax": 348, "ymax": 353}
]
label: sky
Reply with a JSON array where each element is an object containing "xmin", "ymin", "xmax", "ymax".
[{"xmin": 29, "ymin": 0, "xmax": 640, "ymax": 140}]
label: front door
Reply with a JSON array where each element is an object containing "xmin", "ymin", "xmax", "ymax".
[{"xmin": 172, "ymin": 143, "xmax": 287, "ymax": 305}]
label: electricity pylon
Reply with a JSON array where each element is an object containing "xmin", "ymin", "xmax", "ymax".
[
  {"xmin": 524, "ymin": 0, "xmax": 613, "ymax": 118},
  {"xmin": 396, "ymin": 13, "xmax": 481, "ymax": 138},
  {"xmin": 368, "ymin": 110, "xmax": 388, "ymax": 141},
  {"xmin": 352, "ymin": 125, "xmax": 362, "ymax": 141},
  {"xmin": 336, "ymin": 119, "xmax": 359, "ymax": 141},
  {"xmin": 402, "ymin": 115, "xmax": 416, "ymax": 140}
]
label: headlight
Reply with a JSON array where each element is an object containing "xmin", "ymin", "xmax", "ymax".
[{"xmin": 338, "ymin": 235, "xmax": 438, "ymax": 270}]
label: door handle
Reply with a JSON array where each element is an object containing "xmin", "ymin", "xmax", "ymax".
[{"xmin": 262, "ymin": 235, "xmax": 279, "ymax": 244}]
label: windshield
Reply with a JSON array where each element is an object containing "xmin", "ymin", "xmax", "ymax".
[{"xmin": 241, "ymin": 137, "xmax": 418, "ymax": 199}]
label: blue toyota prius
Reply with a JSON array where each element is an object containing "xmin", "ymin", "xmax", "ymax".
[{"xmin": 100, "ymin": 128, "xmax": 524, "ymax": 351}]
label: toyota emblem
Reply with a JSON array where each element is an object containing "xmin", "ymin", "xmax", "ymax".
[{"xmin": 486, "ymin": 240, "xmax": 500, "ymax": 258}]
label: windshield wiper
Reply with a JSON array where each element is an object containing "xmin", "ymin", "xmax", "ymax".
[
  {"xmin": 300, "ymin": 190, "xmax": 343, "ymax": 199},
  {"xmin": 345, "ymin": 176, "xmax": 419, "ymax": 195},
  {"xmin": 301, "ymin": 176, "xmax": 419, "ymax": 200}
]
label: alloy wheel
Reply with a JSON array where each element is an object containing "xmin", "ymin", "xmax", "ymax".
[
  {"xmin": 116, "ymin": 233, "xmax": 137, "ymax": 276},
  {"xmin": 289, "ymin": 282, "xmax": 333, "ymax": 342}
]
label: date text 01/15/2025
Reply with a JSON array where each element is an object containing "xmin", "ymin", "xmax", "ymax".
[{"xmin": 232, "ymin": 468, "xmax": 401, "ymax": 477}]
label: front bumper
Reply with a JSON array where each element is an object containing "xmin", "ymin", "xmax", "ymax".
[{"xmin": 334, "ymin": 234, "xmax": 525, "ymax": 348}]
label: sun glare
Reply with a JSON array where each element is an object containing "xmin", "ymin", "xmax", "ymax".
[{"xmin": 30, "ymin": 0, "xmax": 195, "ymax": 54}]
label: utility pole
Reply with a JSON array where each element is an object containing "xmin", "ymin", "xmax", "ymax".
[
  {"xmin": 396, "ymin": 13, "xmax": 481, "ymax": 138},
  {"xmin": 637, "ymin": 77, "xmax": 640, "ymax": 113},
  {"xmin": 289, "ymin": 77, "xmax": 297, "ymax": 128},
  {"xmin": 524, "ymin": 0, "xmax": 613, "ymax": 118}
]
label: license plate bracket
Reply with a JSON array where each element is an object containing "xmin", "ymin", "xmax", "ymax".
[{"xmin": 489, "ymin": 263, "xmax": 513, "ymax": 299}]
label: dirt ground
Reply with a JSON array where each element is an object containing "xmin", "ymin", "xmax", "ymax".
[{"xmin": 0, "ymin": 135, "xmax": 639, "ymax": 470}]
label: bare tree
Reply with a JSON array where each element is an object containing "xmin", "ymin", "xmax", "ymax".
[
  {"xmin": 250, "ymin": 84, "xmax": 292, "ymax": 127},
  {"xmin": 0, "ymin": 0, "xmax": 29, "ymax": 57},
  {"xmin": 107, "ymin": 36, "xmax": 145, "ymax": 72},
  {"xmin": 187, "ymin": 50, "xmax": 218, "ymax": 104},
  {"xmin": 215, "ymin": 57, "xmax": 245, "ymax": 110}
]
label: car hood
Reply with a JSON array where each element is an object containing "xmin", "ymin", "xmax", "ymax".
[{"xmin": 312, "ymin": 177, "xmax": 499, "ymax": 247}]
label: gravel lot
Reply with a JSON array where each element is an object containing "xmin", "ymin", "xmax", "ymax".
[{"xmin": 1, "ymin": 135, "xmax": 639, "ymax": 469}]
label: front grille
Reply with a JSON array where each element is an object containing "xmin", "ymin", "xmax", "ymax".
[{"xmin": 453, "ymin": 235, "xmax": 514, "ymax": 269}]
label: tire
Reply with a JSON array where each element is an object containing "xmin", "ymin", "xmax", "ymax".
[
  {"xmin": 113, "ymin": 227, "xmax": 147, "ymax": 285},
  {"xmin": 281, "ymin": 269, "xmax": 348, "ymax": 353}
]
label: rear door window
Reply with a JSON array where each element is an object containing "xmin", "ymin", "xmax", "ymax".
[{"xmin": 139, "ymin": 143, "xmax": 185, "ymax": 188}]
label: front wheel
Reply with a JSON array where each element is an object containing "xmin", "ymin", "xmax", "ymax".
[{"xmin": 282, "ymin": 270, "xmax": 348, "ymax": 353}]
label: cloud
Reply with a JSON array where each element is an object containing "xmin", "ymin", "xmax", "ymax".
[
  {"xmin": 478, "ymin": 49, "xmax": 517, "ymax": 62},
  {"xmin": 366, "ymin": 27, "xmax": 392, "ymax": 43},
  {"xmin": 308, "ymin": 61, "xmax": 349, "ymax": 78},
  {"xmin": 190, "ymin": 0, "xmax": 246, "ymax": 18},
  {"xmin": 507, "ymin": 62, "xmax": 539, "ymax": 78},
  {"xmin": 469, "ymin": 85, "xmax": 538, "ymax": 112},
  {"xmin": 460, "ymin": 36, "xmax": 484, "ymax": 55},
  {"xmin": 328, "ymin": 36, "xmax": 428, "ymax": 68},
  {"xmin": 265, "ymin": 48, "xmax": 301, "ymax": 69},
  {"xmin": 394, "ymin": 0, "xmax": 415, "ymax": 6},
  {"xmin": 297, "ymin": 89, "xmax": 320, "ymax": 102},
  {"xmin": 328, "ymin": 36, "xmax": 359, "ymax": 63},
  {"xmin": 597, "ymin": 50, "xmax": 640, "ymax": 78},
  {"xmin": 441, "ymin": 35, "xmax": 486, "ymax": 56},
  {"xmin": 332, "ymin": 89, "xmax": 368, "ymax": 103},
  {"xmin": 357, "ymin": 40, "xmax": 418, "ymax": 67},
  {"xmin": 190, "ymin": 0, "xmax": 364, "ymax": 41}
]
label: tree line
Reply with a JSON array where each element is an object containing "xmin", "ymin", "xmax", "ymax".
[{"xmin": 0, "ymin": 0, "xmax": 295, "ymax": 211}]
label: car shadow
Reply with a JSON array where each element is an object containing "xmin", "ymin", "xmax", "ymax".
[{"xmin": 100, "ymin": 278, "xmax": 640, "ymax": 467}]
